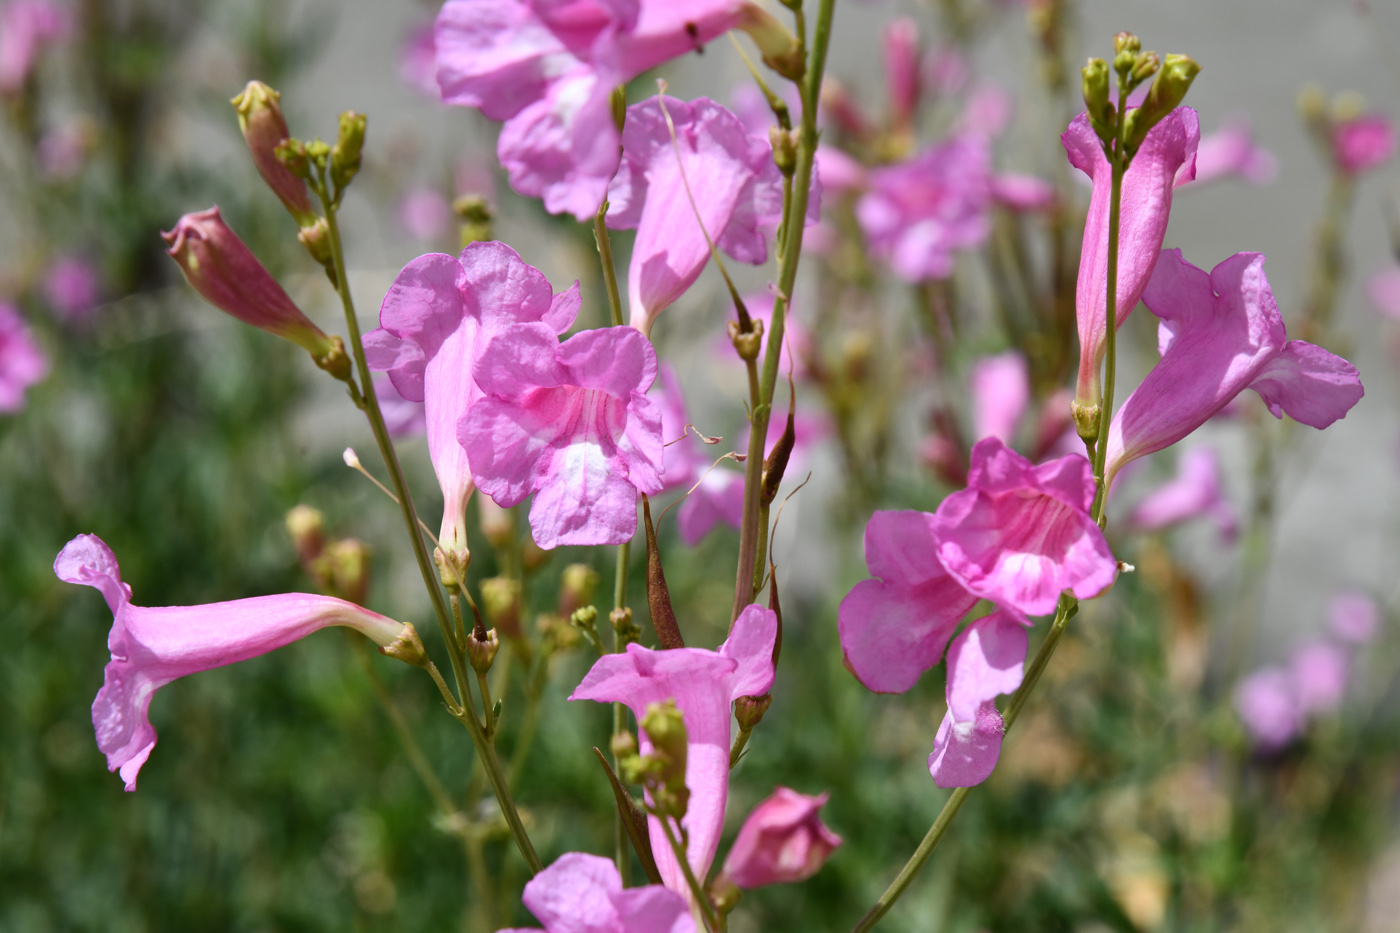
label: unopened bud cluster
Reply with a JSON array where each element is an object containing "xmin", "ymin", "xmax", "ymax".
[{"xmin": 1081, "ymin": 32, "xmax": 1199, "ymax": 161}]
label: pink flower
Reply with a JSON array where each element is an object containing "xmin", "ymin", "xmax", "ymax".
[
  {"xmin": 1367, "ymin": 267, "xmax": 1400, "ymax": 320},
  {"xmin": 1103, "ymin": 251, "xmax": 1364, "ymax": 488},
  {"xmin": 398, "ymin": 187, "xmax": 452, "ymax": 241},
  {"xmin": 1178, "ymin": 117, "xmax": 1276, "ymax": 187},
  {"xmin": 54, "ymin": 534, "xmax": 417, "ymax": 791},
  {"xmin": 928, "ymin": 610, "xmax": 1027, "ymax": 788},
  {"xmin": 0, "ymin": 303, "xmax": 47, "ymax": 412},
  {"xmin": 496, "ymin": 852, "xmax": 693, "ymax": 933},
  {"xmin": 0, "ymin": 0, "xmax": 68, "ymax": 93},
  {"xmin": 571, "ymin": 604, "xmax": 777, "ymax": 902},
  {"xmin": 857, "ymin": 136, "xmax": 991, "ymax": 282},
  {"xmin": 400, "ymin": 24, "xmax": 440, "ymax": 97},
  {"xmin": 43, "ymin": 255, "xmax": 99, "ymax": 319},
  {"xmin": 1328, "ymin": 591, "xmax": 1380, "ymax": 645},
  {"xmin": 717, "ymin": 786, "xmax": 842, "ymax": 889},
  {"xmin": 990, "ymin": 173, "xmax": 1054, "ymax": 212},
  {"xmin": 161, "ymin": 206, "xmax": 335, "ymax": 359},
  {"xmin": 814, "ymin": 146, "xmax": 866, "ymax": 195},
  {"xmin": 462, "ymin": 323, "xmax": 663, "ymax": 548},
  {"xmin": 1235, "ymin": 667, "xmax": 1302, "ymax": 751},
  {"xmin": 1062, "ymin": 107, "xmax": 1199, "ymax": 408},
  {"xmin": 364, "ymin": 242, "xmax": 581, "ymax": 562},
  {"xmin": 969, "ymin": 350, "xmax": 1029, "ymax": 445},
  {"xmin": 608, "ymin": 96, "xmax": 784, "ymax": 333},
  {"xmin": 1331, "ymin": 114, "xmax": 1396, "ymax": 176},
  {"xmin": 883, "ymin": 17, "xmax": 920, "ymax": 129},
  {"xmin": 1290, "ymin": 640, "xmax": 1348, "ymax": 715},
  {"xmin": 1127, "ymin": 446, "xmax": 1237, "ymax": 542},
  {"xmin": 931, "ymin": 438, "xmax": 1117, "ymax": 617}
]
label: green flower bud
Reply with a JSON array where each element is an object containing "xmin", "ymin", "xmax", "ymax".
[
  {"xmin": 1071, "ymin": 400, "xmax": 1101, "ymax": 443},
  {"xmin": 285, "ymin": 504, "xmax": 325, "ymax": 566},
  {"xmin": 330, "ymin": 111, "xmax": 367, "ymax": 191},
  {"xmin": 560, "ymin": 563, "xmax": 601, "ymax": 618},
  {"xmin": 640, "ymin": 699, "xmax": 690, "ymax": 819},
  {"xmin": 325, "ymin": 538, "xmax": 372, "ymax": 606},
  {"xmin": 467, "ymin": 626, "xmax": 500, "ymax": 674},
  {"xmin": 1127, "ymin": 54, "xmax": 1200, "ymax": 155},
  {"xmin": 1081, "ymin": 58, "xmax": 1115, "ymax": 146}
]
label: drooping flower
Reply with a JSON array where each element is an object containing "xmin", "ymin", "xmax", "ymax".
[
  {"xmin": 0, "ymin": 0, "xmax": 68, "ymax": 94},
  {"xmin": 43, "ymin": 255, "xmax": 99, "ymax": 319},
  {"xmin": 365, "ymin": 242, "xmax": 580, "ymax": 564},
  {"xmin": 1128, "ymin": 446, "xmax": 1237, "ymax": 542},
  {"xmin": 462, "ymin": 323, "xmax": 663, "ymax": 548},
  {"xmin": 1235, "ymin": 667, "xmax": 1303, "ymax": 751},
  {"xmin": 931, "ymin": 438, "xmax": 1118, "ymax": 617},
  {"xmin": 969, "ymin": 350, "xmax": 1029, "ymax": 445},
  {"xmin": 1289, "ymin": 640, "xmax": 1349, "ymax": 715},
  {"xmin": 571, "ymin": 604, "xmax": 777, "ymax": 902},
  {"xmin": 54, "ymin": 534, "xmax": 422, "ymax": 791},
  {"xmin": 928, "ymin": 610, "xmax": 1027, "ymax": 788},
  {"xmin": 1062, "ymin": 106, "xmax": 1199, "ymax": 408},
  {"xmin": 1178, "ymin": 117, "xmax": 1276, "ymax": 187},
  {"xmin": 1328, "ymin": 591, "xmax": 1380, "ymax": 645},
  {"xmin": 1103, "ymin": 250, "xmax": 1364, "ymax": 488},
  {"xmin": 495, "ymin": 852, "xmax": 693, "ymax": 933},
  {"xmin": 856, "ymin": 135, "xmax": 991, "ymax": 282},
  {"xmin": 1331, "ymin": 114, "xmax": 1396, "ymax": 176},
  {"xmin": 0, "ymin": 302, "xmax": 47, "ymax": 412},
  {"xmin": 607, "ymin": 96, "xmax": 785, "ymax": 334},
  {"xmin": 717, "ymin": 786, "xmax": 842, "ymax": 889}
]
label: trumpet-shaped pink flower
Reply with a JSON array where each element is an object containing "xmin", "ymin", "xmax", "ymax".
[
  {"xmin": 1128, "ymin": 446, "xmax": 1237, "ymax": 542},
  {"xmin": 1329, "ymin": 591, "xmax": 1380, "ymax": 645},
  {"xmin": 0, "ymin": 303, "xmax": 47, "ymax": 412},
  {"xmin": 931, "ymin": 438, "xmax": 1117, "ymax": 617},
  {"xmin": 928, "ymin": 610, "xmax": 1027, "ymax": 787},
  {"xmin": 570, "ymin": 604, "xmax": 777, "ymax": 902},
  {"xmin": 1063, "ymin": 107, "xmax": 1199, "ymax": 407},
  {"xmin": 607, "ymin": 96, "xmax": 784, "ymax": 332},
  {"xmin": 718, "ymin": 787, "xmax": 842, "ymax": 889},
  {"xmin": 1103, "ymin": 250, "xmax": 1363, "ymax": 487},
  {"xmin": 0, "ymin": 0, "xmax": 68, "ymax": 93},
  {"xmin": 1235, "ymin": 667, "xmax": 1302, "ymax": 751},
  {"xmin": 1178, "ymin": 117, "xmax": 1276, "ymax": 188},
  {"xmin": 857, "ymin": 136, "xmax": 991, "ymax": 282},
  {"xmin": 969, "ymin": 350, "xmax": 1029, "ymax": 445},
  {"xmin": 496, "ymin": 852, "xmax": 693, "ymax": 933},
  {"xmin": 462, "ymin": 323, "xmax": 663, "ymax": 548},
  {"xmin": 54, "ymin": 534, "xmax": 414, "ymax": 791},
  {"xmin": 1331, "ymin": 114, "xmax": 1396, "ymax": 176},
  {"xmin": 365, "ymin": 242, "xmax": 580, "ymax": 562}
]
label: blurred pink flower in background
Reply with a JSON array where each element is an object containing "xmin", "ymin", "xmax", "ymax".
[
  {"xmin": 1331, "ymin": 114, "xmax": 1396, "ymax": 176},
  {"xmin": 38, "ymin": 116, "xmax": 94, "ymax": 179},
  {"xmin": 399, "ymin": 23, "xmax": 439, "ymax": 98},
  {"xmin": 0, "ymin": 0, "xmax": 68, "ymax": 93},
  {"xmin": 398, "ymin": 187, "xmax": 452, "ymax": 241},
  {"xmin": 718, "ymin": 787, "xmax": 842, "ymax": 889},
  {"xmin": 1329, "ymin": 591, "xmax": 1380, "ymax": 645},
  {"xmin": 42, "ymin": 255, "xmax": 99, "ymax": 319},
  {"xmin": 1128, "ymin": 446, "xmax": 1237, "ymax": 542},
  {"xmin": 1180, "ymin": 117, "xmax": 1277, "ymax": 187},
  {"xmin": 883, "ymin": 17, "xmax": 920, "ymax": 129},
  {"xmin": 0, "ymin": 302, "xmax": 47, "ymax": 412},
  {"xmin": 969, "ymin": 350, "xmax": 1029, "ymax": 445},
  {"xmin": 921, "ymin": 45, "xmax": 967, "ymax": 98},
  {"xmin": 1235, "ymin": 668, "xmax": 1303, "ymax": 751},
  {"xmin": 1290, "ymin": 640, "xmax": 1349, "ymax": 715},
  {"xmin": 1367, "ymin": 267, "xmax": 1400, "ymax": 319}
]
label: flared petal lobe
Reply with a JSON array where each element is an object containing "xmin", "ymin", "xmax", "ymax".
[
  {"xmin": 498, "ymin": 851, "xmax": 694, "ymax": 933},
  {"xmin": 928, "ymin": 610, "xmax": 1027, "ymax": 787}
]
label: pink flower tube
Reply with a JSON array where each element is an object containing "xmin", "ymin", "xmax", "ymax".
[
  {"xmin": 54, "ymin": 534, "xmax": 418, "ymax": 791},
  {"xmin": 718, "ymin": 787, "xmax": 842, "ymax": 889},
  {"xmin": 1103, "ymin": 250, "xmax": 1363, "ymax": 488},
  {"xmin": 570, "ymin": 605, "xmax": 777, "ymax": 904},
  {"xmin": 364, "ymin": 242, "xmax": 580, "ymax": 566},
  {"xmin": 0, "ymin": 302, "xmax": 48, "ymax": 413},
  {"xmin": 496, "ymin": 852, "xmax": 693, "ymax": 933},
  {"xmin": 1062, "ymin": 107, "xmax": 1199, "ymax": 408}
]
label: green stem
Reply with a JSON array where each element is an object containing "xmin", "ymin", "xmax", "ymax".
[
  {"xmin": 659, "ymin": 814, "xmax": 722, "ymax": 933},
  {"xmin": 594, "ymin": 201, "xmax": 625, "ymax": 328},
  {"xmin": 1089, "ymin": 79, "xmax": 1128, "ymax": 523},
  {"xmin": 731, "ymin": 0, "xmax": 836, "ymax": 623},
  {"xmin": 612, "ymin": 538, "xmax": 633, "ymax": 884}
]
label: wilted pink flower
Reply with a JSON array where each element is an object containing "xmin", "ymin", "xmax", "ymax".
[
  {"xmin": 928, "ymin": 610, "xmax": 1027, "ymax": 787},
  {"xmin": 0, "ymin": 302, "xmax": 47, "ymax": 412},
  {"xmin": 857, "ymin": 136, "xmax": 991, "ymax": 282},
  {"xmin": 43, "ymin": 255, "xmax": 99, "ymax": 319},
  {"xmin": 1103, "ymin": 251, "xmax": 1363, "ymax": 488},
  {"xmin": 365, "ymin": 242, "xmax": 581, "ymax": 563},
  {"xmin": 463, "ymin": 323, "xmax": 663, "ymax": 548},
  {"xmin": 1235, "ymin": 667, "xmax": 1302, "ymax": 751},
  {"xmin": 883, "ymin": 18, "xmax": 919, "ymax": 129},
  {"xmin": 1367, "ymin": 267, "xmax": 1400, "ymax": 320},
  {"xmin": 969, "ymin": 350, "xmax": 1029, "ymax": 445},
  {"xmin": 496, "ymin": 851, "xmax": 693, "ymax": 933},
  {"xmin": 1290, "ymin": 640, "xmax": 1349, "ymax": 715},
  {"xmin": 162, "ymin": 207, "xmax": 336, "ymax": 358},
  {"xmin": 400, "ymin": 24, "xmax": 439, "ymax": 97},
  {"xmin": 1178, "ymin": 117, "xmax": 1276, "ymax": 187},
  {"xmin": 374, "ymin": 376, "xmax": 426, "ymax": 438},
  {"xmin": 608, "ymin": 96, "xmax": 784, "ymax": 333},
  {"xmin": 1331, "ymin": 114, "xmax": 1396, "ymax": 176},
  {"xmin": 0, "ymin": 0, "xmax": 68, "ymax": 93},
  {"xmin": 1063, "ymin": 107, "xmax": 1199, "ymax": 409},
  {"xmin": 571, "ymin": 604, "xmax": 777, "ymax": 903},
  {"xmin": 54, "ymin": 534, "xmax": 417, "ymax": 791},
  {"xmin": 931, "ymin": 438, "xmax": 1117, "ymax": 617},
  {"xmin": 718, "ymin": 787, "xmax": 842, "ymax": 889},
  {"xmin": 398, "ymin": 187, "xmax": 452, "ymax": 241},
  {"xmin": 1328, "ymin": 591, "xmax": 1380, "ymax": 645},
  {"xmin": 1128, "ymin": 446, "xmax": 1237, "ymax": 542}
]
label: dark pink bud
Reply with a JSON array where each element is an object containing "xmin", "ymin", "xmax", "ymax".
[
  {"xmin": 719, "ymin": 786, "xmax": 841, "ymax": 889},
  {"xmin": 161, "ymin": 206, "xmax": 333, "ymax": 359},
  {"xmin": 231, "ymin": 81, "xmax": 316, "ymax": 224},
  {"xmin": 1331, "ymin": 114, "xmax": 1396, "ymax": 176}
]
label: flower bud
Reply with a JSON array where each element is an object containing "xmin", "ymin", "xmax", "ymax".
[
  {"xmin": 453, "ymin": 194, "xmax": 493, "ymax": 246},
  {"xmin": 718, "ymin": 787, "xmax": 842, "ymax": 889},
  {"xmin": 609, "ymin": 84, "xmax": 627, "ymax": 134},
  {"xmin": 481, "ymin": 576, "xmax": 522, "ymax": 640},
  {"xmin": 729, "ymin": 318, "xmax": 764, "ymax": 362},
  {"xmin": 559, "ymin": 563, "xmax": 601, "ymax": 618},
  {"xmin": 231, "ymin": 81, "xmax": 316, "ymax": 225},
  {"xmin": 1113, "ymin": 32, "xmax": 1141, "ymax": 55},
  {"xmin": 610, "ymin": 606, "xmax": 639, "ymax": 647},
  {"xmin": 738, "ymin": 5, "xmax": 803, "ymax": 81},
  {"xmin": 325, "ymin": 538, "xmax": 372, "ymax": 606},
  {"xmin": 640, "ymin": 699, "xmax": 689, "ymax": 818},
  {"xmin": 569, "ymin": 605, "xmax": 603, "ymax": 652},
  {"xmin": 1126, "ymin": 54, "xmax": 1200, "ymax": 155},
  {"xmin": 768, "ymin": 126, "xmax": 797, "ymax": 178},
  {"xmin": 735, "ymin": 693, "xmax": 772, "ymax": 731},
  {"xmin": 161, "ymin": 206, "xmax": 338, "ymax": 363},
  {"xmin": 1081, "ymin": 58, "xmax": 1114, "ymax": 145},
  {"xmin": 381, "ymin": 622, "xmax": 430, "ymax": 669},
  {"xmin": 467, "ymin": 625, "xmax": 500, "ymax": 673},
  {"xmin": 329, "ymin": 110, "xmax": 366, "ymax": 192},
  {"xmin": 1131, "ymin": 51, "xmax": 1160, "ymax": 85},
  {"xmin": 275, "ymin": 138, "xmax": 312, "ymax": 180},
  {"xmin": 1072, "ymin": 400, "xmax": 1101, "ymax": 442},
  {"xmin": 610, "ymin": 728, "xmax": 638, "ymax": 760},
  {"xmin": 285, "ymin": 504, "xmax": 325, "ymax": 566},
  {"xmin": 297, "ymin": 216, "xmax": 334, "ymax": 268}
]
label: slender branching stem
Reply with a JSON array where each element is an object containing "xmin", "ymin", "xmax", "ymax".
[{"xmin": 659, "ymin": 814, "xmax": 722, "ymax": 933}]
